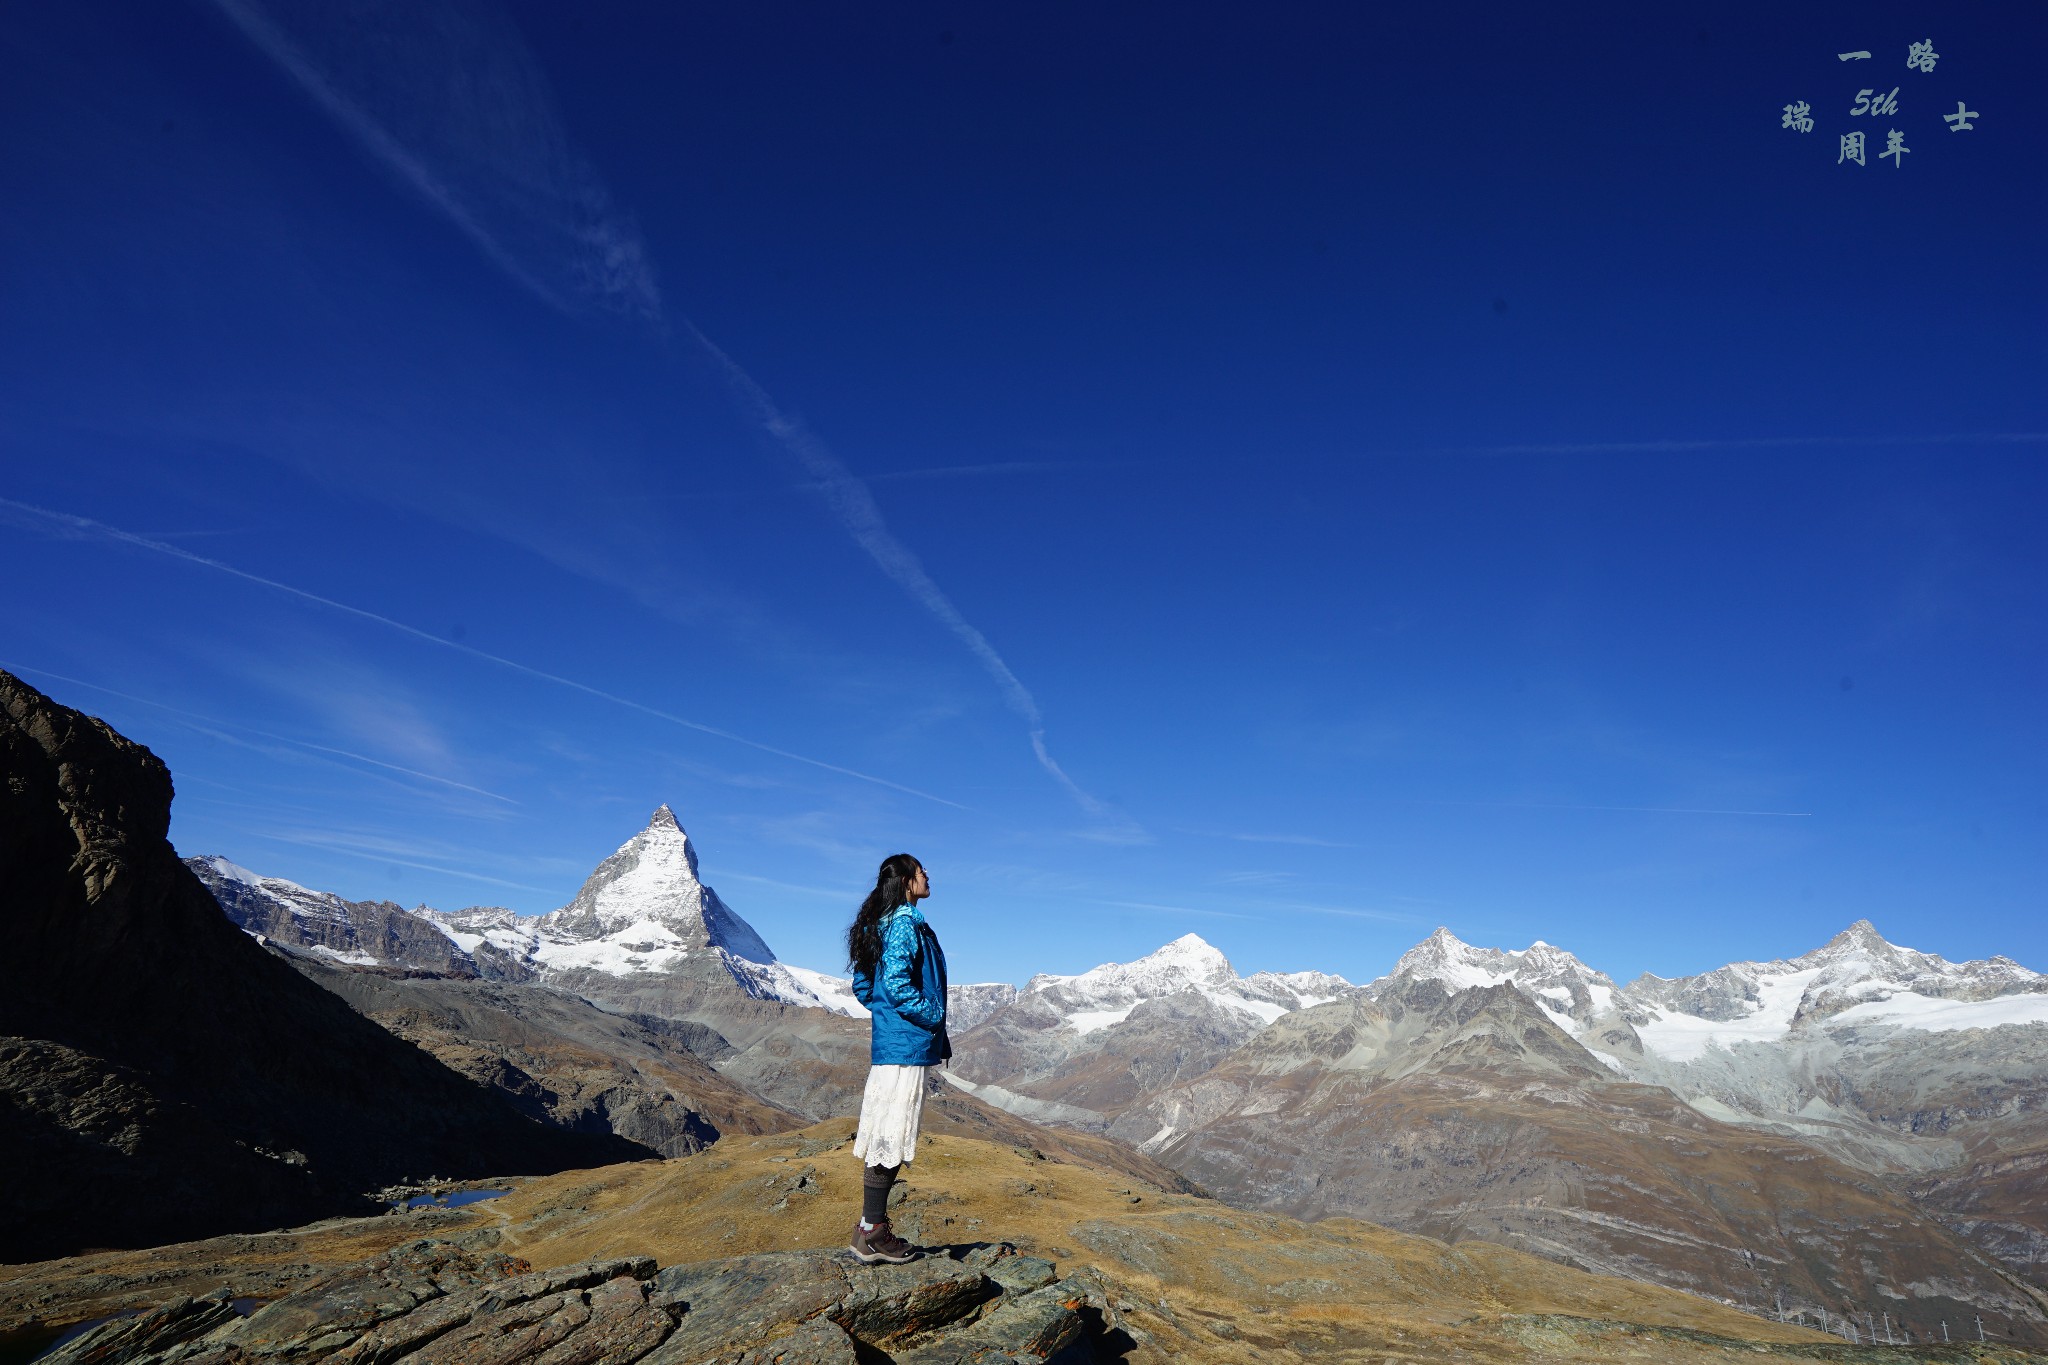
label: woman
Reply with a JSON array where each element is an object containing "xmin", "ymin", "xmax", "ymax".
[{"xmin": 845, "ymin": 852, "xmax": 948, "ymax": 1264}]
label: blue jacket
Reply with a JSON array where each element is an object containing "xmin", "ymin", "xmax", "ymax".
[{"xmin": 851, "ymin": 904, "xmax": 951, "ymax": 1066}]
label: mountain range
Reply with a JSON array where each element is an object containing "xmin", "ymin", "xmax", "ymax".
[{"xmin": 183, "ymin": 803, "xmax": 2048, "ymax": 1339}]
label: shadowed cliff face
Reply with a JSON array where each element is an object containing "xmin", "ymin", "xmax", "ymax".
[{"xmin": 0, "ymin": 670, "xmax": 651, "ymax": 1264}]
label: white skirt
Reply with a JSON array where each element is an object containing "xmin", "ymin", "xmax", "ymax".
[{"xmin": 853, "ymin": 1064, "xmax": 932, "ymax": 1168}]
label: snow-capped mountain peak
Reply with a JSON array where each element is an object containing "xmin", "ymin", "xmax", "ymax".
[
  {"xmin": 1370, "ymin": 927, "xmax": 1624, "ymax": 1046},
  {"xmin": 1011, "ymin": 933, "xmax": 1356, "ymax": 1037},
  {"xmin": 1023, "ymin": 932, "xmax": 1236, "ymax": 1000},
  {"xmin": 541, "ymin": 806, "xmax": 774, "ymax": 964},
  {"xmin": 1379, "ymin": 926, "xmax": 1521, "ymax": 992}
]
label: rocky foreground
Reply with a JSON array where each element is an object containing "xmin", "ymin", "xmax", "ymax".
[
  {"xmin": 31, "ymin": 1239, "xmax": 1114, "ymax": 1365},
  {"xmin": 10, "ymin": 1124, "xmax": 2046, "ymax": 1364}
]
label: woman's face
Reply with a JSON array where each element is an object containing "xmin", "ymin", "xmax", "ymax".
[{"xmin": 907, "ymin": 865, "xmax": 930, "ymax": 902}]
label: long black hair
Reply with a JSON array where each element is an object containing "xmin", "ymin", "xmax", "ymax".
[{"xmin": 847, "ymin": 853, "xmax": 922, "ymax": 976}]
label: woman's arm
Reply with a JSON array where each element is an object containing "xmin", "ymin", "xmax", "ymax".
[{"xmin": 879, "ymin": 914, "xmax": 944, "ymax": 1029}]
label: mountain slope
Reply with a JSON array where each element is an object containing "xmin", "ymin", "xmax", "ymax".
[
  {"xmin": 0, "ymin": 670, "xmax": 647, "ymax": 1263},
  {"xmin": 1108, "ymin": 979, "xmax": 2048, "ymax": 1338},
  {"xmin": 8, "ymin": 1121, "xmax": 1956, "ymax": 1364},
  {"xmin": 289, "ymin": 956, "xmax": 805, "ymax": 1155},
  {"xmin": 949, "ymin": 934, "xmax": 1358, "ymax": 1127}
]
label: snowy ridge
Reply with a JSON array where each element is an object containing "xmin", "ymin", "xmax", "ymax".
[
  {"xmin": 196, "ymin": 856, "xmax": 353, "ymax": 930},
  {"xmin": 1371, "ymin": 920, "xmax": 2045, "ymax": 1062},
  {"xmin": 1020, "ymin": 933, "xmax": 1358, "ymax": 1035},
  {"xmin": 1370, "ymin": 927, "xmax": 1626, "ymax": 1044},
  {"xmin": 1362, "ymin": 917, "xmax": 2048, "ymax": 1164},
  {"xmin": 1625, "ymin": 919, "xmax": 2046, "ymax": 1059},
  {"xmin": 1025, "ymin": 933, "xmax": 1237, "ymax": 1000}
]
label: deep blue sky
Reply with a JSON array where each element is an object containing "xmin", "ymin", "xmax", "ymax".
[{"xmin": 4, "ymin": 2, "xmax": 2042, "ymax": 988}]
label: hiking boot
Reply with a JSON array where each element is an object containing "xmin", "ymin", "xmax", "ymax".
[{"xmin": 849, "ymin": 1219, "xmax": 917, "ymax": 1264}]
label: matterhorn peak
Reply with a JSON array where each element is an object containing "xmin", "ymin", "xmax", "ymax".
[
  {"xmin": 640, "ymin": 804, "xmax": 700, "ymax": 876},
  {"xmin": 544, "ymin": 806, "xmax": 772, "ymax": 963}
]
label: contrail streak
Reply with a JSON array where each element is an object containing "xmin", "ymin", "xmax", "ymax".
[
  {"xmin": 0, "ymin": 498, "xmax": 964, "ymax": 808},
  {"xmin": 678, "ymin": 324, "xmax": 1115, "ymax": 820},
  {"xmin": 204, "ymin": 0, "xmax": 1110, "ymax": 824},
  {"xmin": 206, "ymin": 0, "xmax": 658, "ymax": 318}
]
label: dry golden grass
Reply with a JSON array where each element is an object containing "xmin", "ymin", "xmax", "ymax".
[
  {"xmin": 468, "ymin": 1120, "xmax": 1892, "ymax": 1363},
  {"xmin": 11, "ymin": 1121, "xmax": 2043, "ymax": 1362}
]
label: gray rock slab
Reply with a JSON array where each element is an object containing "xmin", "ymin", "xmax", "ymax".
[
  {"xmin": 37, "ymin": 1295, "xmax": 242, "ymax": 1365},
  {"xmin": 981, "ymin": 1256, "xmax": 1056, "ymax": 1298},
  {"xmin": 524, "ymin": 1277, "xmax": 675, "ymax": 1365},
  {"xmin": 828, "ymin": 1257, "xmax": 993, "ymax": 1346},
  {"xmin": 201, "ymin": 1242, "xmax": 524, "ymax": 1361},
  {"xmin": 396, "ymin": 1289, "xmax": 589, "ymax": 1365},
  {"xmin": 644, "ymin": 1252, "xmax": 849, "ymax": 1365},
  {"xmin": 730, "ymin": 1316, "xmax": 857, "ymax": 1365},
  {"xmin": 948, "ymin": 1278, "xmax": 1090, "ymax": 1362},
  {"xmin": 326, "ymin": 1264, "xmax": 658, "ymax": 1365},
  {"xmin": 886, "ymin": 1343, "xmax": 1034, "ymax": 1365}
]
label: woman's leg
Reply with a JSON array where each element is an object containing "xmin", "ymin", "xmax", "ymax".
[{"xmin": 860, "ymin": 1162, "xmax": 899, "ymax": 1227}]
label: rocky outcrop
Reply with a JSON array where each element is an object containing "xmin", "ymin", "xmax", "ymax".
[
  {"xmin": 0, "ymin": 671, "xmax": 650, "ymax": 1263},
  {"xmin": 39, "ymin": 1238, "xmax": 1122, "ymax": 1365}
]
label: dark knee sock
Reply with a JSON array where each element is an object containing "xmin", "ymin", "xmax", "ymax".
[{"xmin": 861, "ymin": 1163, "xmax": 899, "ymax": 1225}]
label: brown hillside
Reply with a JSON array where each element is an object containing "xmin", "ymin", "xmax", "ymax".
[{"xmin": 15, "ymin": 1121, "xmax": 2026, "ymax": 1363}]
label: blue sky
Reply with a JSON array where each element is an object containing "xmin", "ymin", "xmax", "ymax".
[{"xmin": 3, "ymin": 1, "xmax": 2042, "ymax": 989}]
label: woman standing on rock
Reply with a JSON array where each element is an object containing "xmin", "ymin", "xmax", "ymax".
[{"xmin": 846, "ymin": 853, "xmax": 948, "ymax": 1264}]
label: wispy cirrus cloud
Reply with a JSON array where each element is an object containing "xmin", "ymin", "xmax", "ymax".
[
  {"xmin": 207, "ymin": 0, "xmax": 660, "ymax": 320},
  {"xmin": 1366, "ymin": 796, "xmax": 1813, "ymax": 818},
  {"xmin": 717, "ymin": 871, "xmax": 853, "ymax": 900},
  {"xmin": 251, "ymin": 824, "xmax": 562, "ymax": 896},
  {"xmin": 3, "ymin": 661, "xmax": 520, "ymax": 806},
  {"xmin": 1180, "ymin": 827, "xmax": 1358, "ymax": 848},
  {"xmin": 203, "ymin": 0, "xmax": 1120, "ymax": 832},
  {"xmin": 856, "ymin": 460, "xmax": 1129, "ymax": 484},
  {"xmin": 1443, "ymin": 432, "xmax": 2048, "ymax": 457},
  {"xmin": 1242, "ymin": 898, "xmax": 1422, "ymax": 924},
  {"xmin": 1094, "ymin": 898, "xmax": 1257, "ymax": 922},
  {"xmin": 0, "ymin": 501, "xmax": 962, "ymax": 808}
]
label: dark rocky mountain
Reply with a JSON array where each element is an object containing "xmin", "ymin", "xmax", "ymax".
[{"xmin": 0, "ymin": 670, "xmax": 648, "ymax": 1264}]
